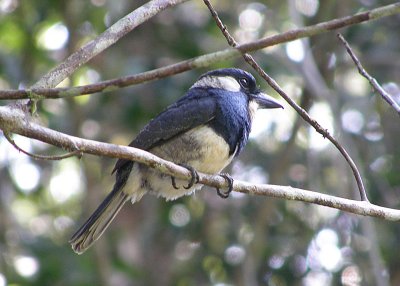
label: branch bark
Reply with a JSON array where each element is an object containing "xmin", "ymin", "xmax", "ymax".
[
  {"xmin": 0, "ymin": 2, "xmax": 399, "ymax": 99},
  {"xmin": 0, "ymin": 105, "xmax": 400, "ymax": 221}
]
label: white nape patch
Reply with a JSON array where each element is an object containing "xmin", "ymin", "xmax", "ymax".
[
  {"xmin": 192, "ymin": 76, "xmax": 241, "ymax": 92},
  {"xmin": 218, "ymin": 76, "xmax": 241, "ymax": 92}
]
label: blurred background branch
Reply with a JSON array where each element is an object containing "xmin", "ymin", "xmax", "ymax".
[
  {"xmin": 0, "ymin": 2, "xmax": 399, "ymax": 100},
  {"xmin": 337, "ymin": 33, "xmax": 400, "ymax": 116}
]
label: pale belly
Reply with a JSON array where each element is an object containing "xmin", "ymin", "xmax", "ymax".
[{"xmin": 124, "ymin": 125, "xmax": 234, "ymax": 201}]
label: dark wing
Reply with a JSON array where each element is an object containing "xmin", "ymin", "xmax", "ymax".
[{"xmin": 112, "ymin": 90, "xmax": 217, "ymax": 174}]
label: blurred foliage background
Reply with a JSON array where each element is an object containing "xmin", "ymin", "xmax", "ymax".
[{"xmin": 0, "ymin": 0, "xmax": 399, "ymax": 285}]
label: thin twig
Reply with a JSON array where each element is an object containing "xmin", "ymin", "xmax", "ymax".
[
  {"xmin": 203, "ymin": 0, "xmax": 369, "ymax": 202},
  {"xmin": 337, "ymin": 33, "xmax": 400, "ymax": 116},
  {"xmin": 0, "ymin": 105, "xmax": 399, "ymax": 220},
  {"xmin": 0, "ymin": 2, "xmax": 399, "ymax": 100},
  {"xmin": 3, "ymin": 132, "xmax": 82, "ymax": 160}
]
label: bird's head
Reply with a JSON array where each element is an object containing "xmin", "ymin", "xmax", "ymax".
[{"xmin": 192, "ymin": 68, "xmax": 283, "ymax": 117}]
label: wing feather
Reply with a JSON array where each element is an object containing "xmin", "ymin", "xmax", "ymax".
[{"xmin": 112, "ymin": 89, "xmax": 217, "ymax": 174}]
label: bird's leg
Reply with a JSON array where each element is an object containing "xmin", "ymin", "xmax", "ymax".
[
  {"xmin": 216, "ymin": 173, "xmax": 234, "ymax": 198},
  {"xmin": 171, "ymin": 164, "xmax": 200, "ymax": 190}
]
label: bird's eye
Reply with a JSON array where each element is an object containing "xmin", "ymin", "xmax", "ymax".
[{"xmin": 239, "ymin": 78, "xmax": 250, "ymax": 89}]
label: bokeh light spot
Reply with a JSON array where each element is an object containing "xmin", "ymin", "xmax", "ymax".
[
  {"xmin": 239, "ymin": 8, "xmax": 264, "ymax": 32},
  {"xmin": 49, "ymin": 158, "xmax": 84, "ymax": 204},
  {"xmin": 169, "ymin": 204, "xmax": 190, "ymax": 227},
  {"xmin": 303, "ymin": 271, "xmax": 332, "ymax": 286},
  {"xmin": 306, "ymin": 228, "xmax": 344, "ymax": 277},
  {"xmin": 37, "ymin": 22, "xmax": 69, "ymax": 51},
  {"xmin": 286, "ymin": 39, "xmax": 305, "ymax": 62},
  {"xmin": 341, "ymin": 109, "xmax": 364, "ymax": 134},
  {"xmin": 295, "ymin": 0, "xmax": 319, "ymax": 17},
  {"xmin": 341, "ymin": 265, "xmax": 362, "ymax": 286},
  {"xmin": 224, "ymin": 245, "xmax": 246, "ymax": 265},
  {"xmin": 316, "ymin": 228, "xmax": 338, "ymax": 248},
  {"xmin": 14, "ymin": 256, "xmax": 39, "ymax": 278},
  {"xmin": 268, "ymin": 255, "xmax": 285, "ymax": 269},
  {"xmin": 10, "ymin": 161, "xmax": 40, "ymax": 193}
]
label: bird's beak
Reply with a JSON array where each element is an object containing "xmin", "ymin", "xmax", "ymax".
[{"xmin": 253, "ymin": 92, "xmax": 283, "ymax": 109}]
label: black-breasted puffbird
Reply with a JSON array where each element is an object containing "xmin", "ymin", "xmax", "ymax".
[{"xmin": 70, "ymin": 68, "xmax": 283, "ymax": 254}]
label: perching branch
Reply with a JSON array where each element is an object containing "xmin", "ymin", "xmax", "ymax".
[
  {"xmin": 0, "ymin": 105, "xmax": 399, "ymax": 221},
  {"xmin": 337, "ymin": 33, "xmax": 400, "ymax": 116},
  {"xmin": 0, "ymin": 2, "xmax": 399, "ymax": 99},
  {"xmin": 203, "ymin": 0, "xmax": 370, "ymax": 201}
]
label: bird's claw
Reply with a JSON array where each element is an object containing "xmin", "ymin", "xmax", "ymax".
[
  {"xmin": 171, "ymin": 164, "xmax": 199, "ymax": 190},
  {"xmin": 216, "ymin": 173, "xmax": 234, "ymax": 198},
  {"xmin": 182, "ymin": 164, "xmax": 200, "ymax": 189},
  {"xmin": 171, "ymin": 176, "xmax": 179, "ymax": 190}
]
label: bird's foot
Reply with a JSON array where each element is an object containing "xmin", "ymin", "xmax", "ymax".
[
  {"xmin": 171, "ymin": 164, "xmax": 200, "ymax": 190},
  {"xmin": 216, "ymin": 173, "xmax": 234, "ymax": 199}
]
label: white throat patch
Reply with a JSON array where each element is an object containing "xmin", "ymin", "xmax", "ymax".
[
  {"xmin": 248, "ymin": 100, "xmax": 259, "ymax": 121},
  {"xmin": 192, "ymin": 76, "xmax": 241, "ymax": 92}
]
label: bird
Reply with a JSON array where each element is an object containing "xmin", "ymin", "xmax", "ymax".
[{"xmin": 70, "ymin": 68, "xmax": 283, "ymax": 254}]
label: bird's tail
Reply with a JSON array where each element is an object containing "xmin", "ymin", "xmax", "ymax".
[{"xmin": 69, "ymin": 186, "xmax": 129, "ymax": 254}]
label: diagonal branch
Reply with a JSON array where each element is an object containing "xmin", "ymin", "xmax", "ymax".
[
  {"xmin": 31, "ymin": 0, "xmax": 189, "ymax": 89},
  {"xmin": 0, "ymin": 2, "xmax": 399, "ymax": 99},
  {"xmin": 337, "ymin": 33, "xmax": 400, "ymax": 116},
  {"xmin": 203, "ymin": 0, "xmax": 369, "ymax": 201},
  {"xmin": 0, "ymin": 105, "xmax": 399, "ymax": 220}
]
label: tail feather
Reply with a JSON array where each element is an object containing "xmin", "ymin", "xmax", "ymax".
[
  {"xmin": 69, "ymin": 188, "xmax": 129, "ymax": 254},
  {"xmin": 71, "ymin": 162, "xmax": 135, "ymax": 254}
]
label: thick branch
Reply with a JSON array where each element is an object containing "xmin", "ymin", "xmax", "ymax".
[
  {"xmin": 1, "ymin": 2, "xmax": 399, "ymax": 99},
  {"xmin": 0, "ymin": 105, "xmax": 399, "ymax": 220}
]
